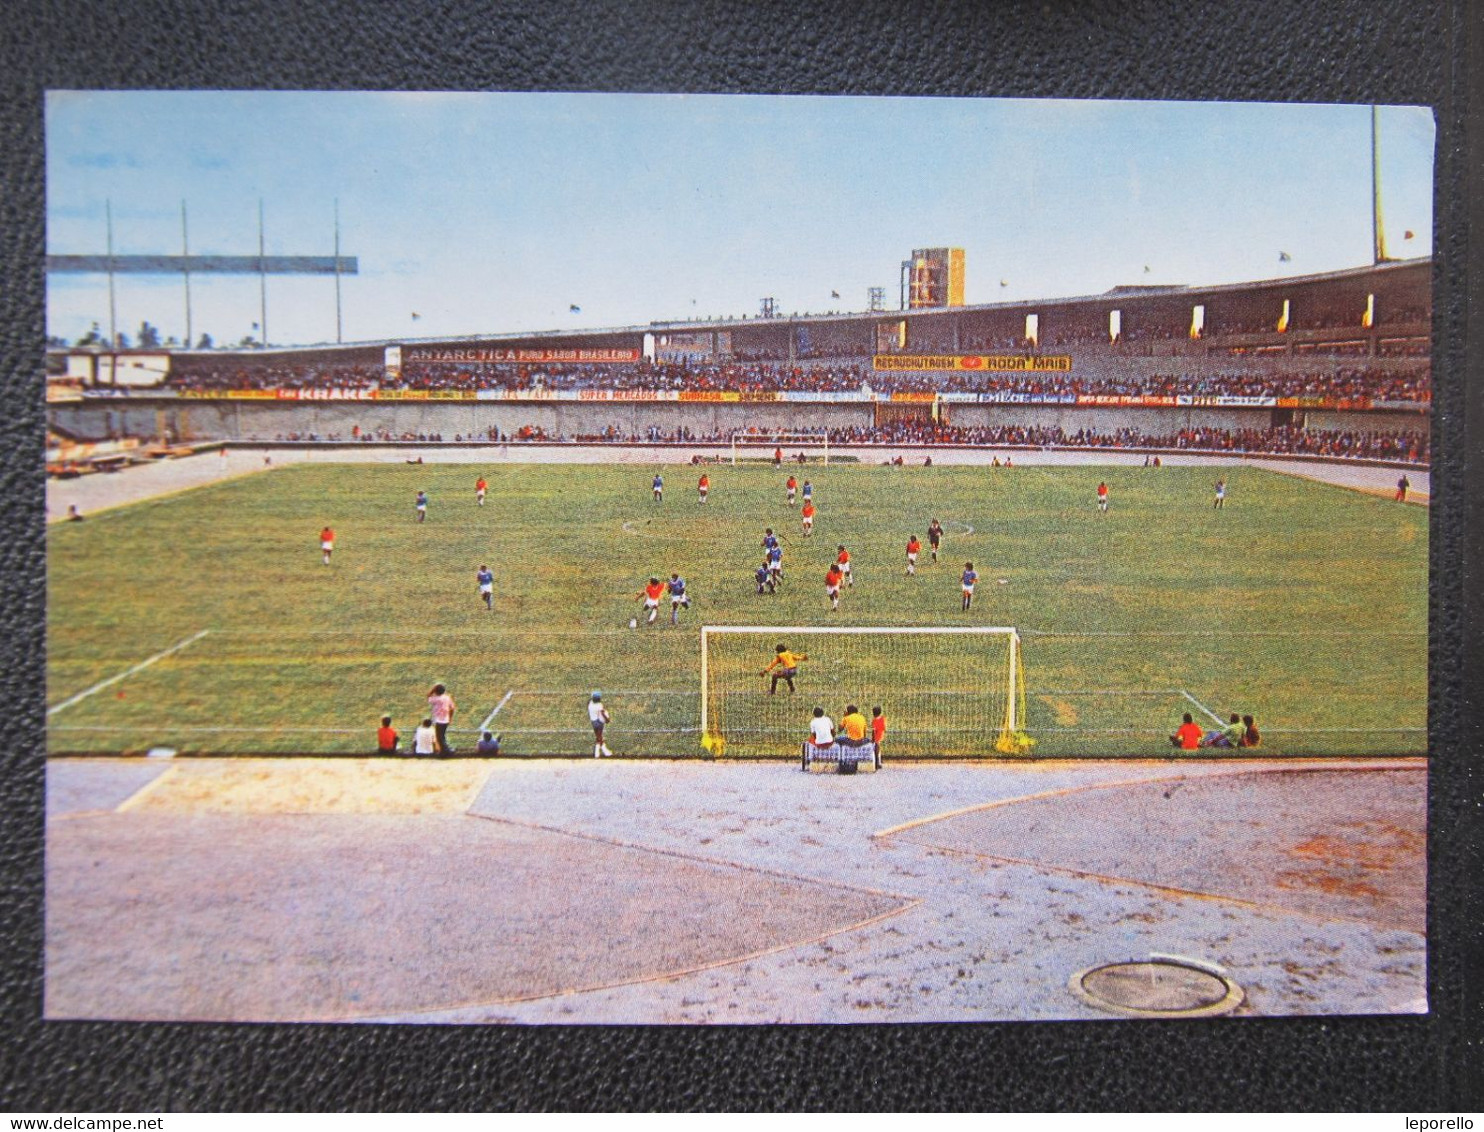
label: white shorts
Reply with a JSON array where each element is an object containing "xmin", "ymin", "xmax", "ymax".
[
  {"xmin": 802, "ymin": 516, "xmax": 814, "ymax": 527},
  {"xmin": 321, "ymin": 541, "xmax": 333, "ymax": 551},
  {"xmin": 477, "ymin": 490, "xmax": 486, "ymax": 500},
  {"xmin": 839, "ymin": 562, "xmax": 851, "ymax": 575},
  {"xmin": 826, "ymin": 584, "xmax": 840, "ymax": 597},
  {"xmin": 416, "ymin": 505, "xmax": 427, "ymax": 513},
  {"xmin": 479, "ymin": 583, "xmax": 493, "ymax": 595},
  {"xmin": 699, "ymin": 486, "xmax": 708, "ymax": 494},
  {"xmin": 907, "ymin": 553, "xmax": 917, "ymax": 563},
  {"xmin": 645, "ymin": 598, "xmax": 659, "ymax": 609},
  {"xmin": 962, "ymin": 584, "xmax": 975, "ymax": 594}
]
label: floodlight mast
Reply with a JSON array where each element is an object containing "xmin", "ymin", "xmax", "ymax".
[{"xmin": 1372, "ymin": 105, "xmax": 1389, "ymax": 265}]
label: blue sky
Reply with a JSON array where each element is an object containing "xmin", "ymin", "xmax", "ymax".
[{"xmin": 46, "ymin": 92, "xmax": 1435, "ymax": 348}]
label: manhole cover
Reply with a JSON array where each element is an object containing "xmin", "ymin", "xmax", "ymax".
[{"xmin": 1070, "ymin": 959, "xmax": 1244, "ymax": 1018}]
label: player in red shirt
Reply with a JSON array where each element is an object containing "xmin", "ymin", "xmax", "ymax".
[
  {"xmin": 698, "ymin": 473, "xmax": 710, "ymax": 504},
  {"xmin": 786, "ymin": 475, "xmax": 798, "ymax": 505},
  {"xmin": 801, "ymin": 500, "xmax": 816, "ymax": 536},
  {"xmin": 870, "ymin": 706, "xmax": 886, "ymax": 754},
  {"xmin": 905, "ymin": 535, "xmax": 921, "ymax": 575},
  {"xmin": 636, "ymin": 576, "xmax": 666, "ymax": 625},
  {"xmin": 476, "ymin": 477, "xmax": 488, "ymax": 507},
  {"xmin": 1097, "ymin": 482, "xmax": 1109, "ymax": 514},
  {"xmin": 319, "ymin": 526, "xmax": 334, "ymax": 566},
  {"xmin": 825, "ymin": 563, "xmax": 844, "ymax": 611},
  {"xmin": 836, "ymin": 545, "xmax": 853, "ymax": 587}
]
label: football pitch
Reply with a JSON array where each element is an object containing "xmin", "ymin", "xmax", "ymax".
[{"xmin": 46, "ymin": 459, "xmax": 1428, "ymax": 758}]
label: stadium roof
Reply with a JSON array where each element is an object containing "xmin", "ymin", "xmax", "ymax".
[{"xmin": 45, "ymin": 256, "xmax": 1431, "ymax": 357}]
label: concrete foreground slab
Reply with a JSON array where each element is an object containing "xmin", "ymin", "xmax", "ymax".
[{"xmin": 45, "ymin": 757, "xmax": 1426, "ymax": 1024}]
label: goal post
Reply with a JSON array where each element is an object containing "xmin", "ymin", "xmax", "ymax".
[
  {"xmin": 699, "ymin": 625, "xmax": 1031, "ymax": 759},
  {"xmin": 730, "ymin": 430, "xmax": 830, "ymax": 467}
]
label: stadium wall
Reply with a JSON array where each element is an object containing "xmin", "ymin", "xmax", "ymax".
[{"xmin": 47, "ymin": 399, "xmax": 1430, "ymax": 444}]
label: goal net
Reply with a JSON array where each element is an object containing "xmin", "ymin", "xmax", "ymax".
[
  {"xmin": 730, "ymin": 430, "xmax": 831, "ymax": 466},
  {"xmin": 700, "ymin": 626, "xmax": 1030, "ymax": 759}
]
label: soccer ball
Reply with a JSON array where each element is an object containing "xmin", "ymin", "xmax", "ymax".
[{"xmin": 629, "ymin": 618, "xmax": 638, "ymax": 629}]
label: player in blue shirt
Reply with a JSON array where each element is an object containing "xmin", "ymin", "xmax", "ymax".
[
  {"xmin": 652, "ymin": 473, "xmax": 664, "ymax": 503},
  {"xmin": 762, "ymin": 528, "xmax": 779, "ymax": 554},
  {"xmin": 801, "ymin": 481, "xmax": 813, "ymax": 505},
  {"xmin": 768, "ymin": 542, "xmax": 783, "ymax": 586},
  {"xmin": 667, "ymin": 572, "xmax": 691, "ymax": 624},
  {"xmin": 961, "ymin": 561, "xmax": 978, "ymax": 611},
  {"xmin": 476, "ymin": 565, "xmax": 494, "ymax": 611},
  {"xmin": 415, "ymin": 490, "xmax": 428, "ymax": 522},
  {"xmin": 755, "ymin": 560, "xmax": 775, "ymax": 595}
]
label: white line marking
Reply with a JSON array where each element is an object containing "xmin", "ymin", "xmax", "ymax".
[
  {"xmin": 1024, "ymin": 629, "xmax": 1425, "ymax": 638},
  {"xmin": 115, "ymin": 766, "xmax": 179, "ymax": 812},
  {"xmin": 47, "ymin": 630, "xmax": 211, "ymax": 718},
  {"xmin": 480, "ymin": 690, "xmax": 515, "ymax": 732},
  {"xmin": 49, "ymin": 725, "xmax": 366, "ymax": 734},
  {"xmin": 1180, "ymin": 689, "xmax": 1225, "ymax": 726}
]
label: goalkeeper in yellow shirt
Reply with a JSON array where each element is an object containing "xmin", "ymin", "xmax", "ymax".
[{"xmin": 761, "ymin": 643, "xmax": 808, "ymax": 695}]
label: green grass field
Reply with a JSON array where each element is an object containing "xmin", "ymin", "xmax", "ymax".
[{"xmin": 46, "ymin": 460, "xmax": 1428, "ymax": 758}]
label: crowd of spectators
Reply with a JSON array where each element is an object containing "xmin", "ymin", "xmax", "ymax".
[
  {"xmin": 168, "ymin": 362, "xmax": 381, "ymax": 393},
  {"xmin": 159, "ymin": 357, "xmax": 1431, "ymax": 404},
  {"xmin": 264, "ymin": 421, "xmax": 1426, "ymax": 463}
]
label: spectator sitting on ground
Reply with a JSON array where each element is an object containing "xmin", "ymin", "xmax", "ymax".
[
  {"xmin": 413, "ymin": 718, "xmax": 437, "ymax": 757},
  {"xmin": 477, "ymin": 730, "xmax": 503, "ymax": 756},
  {"xmin": 1170, "ymin": 713, "xmax": 1203, "ymax": 751},
  {"xmin": 1239, "ymin": 714, "xmax": 1262, "ymax": 748},
  {"xmin": 1202, "ymin": 713, "xmax": 1244, "ymax": 748},
  {"xmin": 376, "ymin": 715, "xmax": 399, "ymax": 755}
]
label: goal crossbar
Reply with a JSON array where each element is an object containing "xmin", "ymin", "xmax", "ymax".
[{"xmin": 730, "ymin": 430, "xmax": 831, "ymax": 466}]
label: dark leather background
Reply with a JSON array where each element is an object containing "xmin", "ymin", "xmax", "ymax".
[{"xmin": 1, "ymin": 0, "xmax": 1478, "ymax": 1112}]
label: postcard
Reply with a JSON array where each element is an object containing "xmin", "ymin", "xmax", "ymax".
[{"xmin": 44, "ymin": 92, "xmax": 1432, "ymax": 1024}]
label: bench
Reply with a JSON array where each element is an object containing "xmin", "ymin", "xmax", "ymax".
[{"xmin": 801, "ymin": 740, "xmax": 881, "ymax": 773}]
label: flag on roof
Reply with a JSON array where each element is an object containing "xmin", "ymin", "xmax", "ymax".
[
  {"xmin": 411, "ymin": 312, "xmax": 421, "ymax": 320},
  {"xmin": 830, "ymin": 290, "xmax": 840, "ymax": 299},
  {"xmin": 1404, "ymin": 230, "xmax": 1415, "ymax": 240},
  {"xmin": 569, "ymin": 304, "xmax": 581, "ymax": 313},
  {"xmin": 1278, "ymin": 251, "xmax": 1292, "ymax": 262}
]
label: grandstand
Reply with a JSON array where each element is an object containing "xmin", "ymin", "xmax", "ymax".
[{"xmin": 46, "ymin": 258, "xmax": 1430, "ymax": 469}]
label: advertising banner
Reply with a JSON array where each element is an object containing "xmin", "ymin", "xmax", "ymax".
[
  {"xmin": 372, "ymin": 389, "xmax": 477, "ymax": 401},
  {"xmin": 1075, "ymin": 394, "xmax": 1179, "ymax": 407},
  {"xmin": 404, "ymin": 347, "xmax": 641, "ymax": 364},
  {"xmin": 1176, "ymin": 394, "xmax": 1276, "ymax": 408},
  {"xmin": 977, "ymin": 391, "xmax": 1078, "ymax": 405},
  {"xmin": 889, "ymin": 392, "xmax": 937, "ymax": 403},
  {"xmin": 779, "ymin": 390, "xmax": 872, "ymax": 403},
  {"xmin": 577, "ymin": 390, "xmax": 681, "ymax": 402},
  {"xmin": 873, "ymin": 354, "xmax": 1072, "ymax": 372},
  {"xmin": 1370, "ymin": 399, "xmax": 1429, "ymax": 412}
]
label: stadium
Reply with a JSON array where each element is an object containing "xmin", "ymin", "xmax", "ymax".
[
  {"xmin": 46, "ymin": 252, "xmax": 1430, "ymax": 763},
  {"xmin": 43, "ymin": 95, "xmax": 1430, "ymax": 1025}
]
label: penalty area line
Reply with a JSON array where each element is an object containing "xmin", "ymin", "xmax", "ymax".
[
  {"xmin": 47, "ymin": 630, "xmax": 211, "ymax": 718},
  {"xmin": 480, "ymin": 689, "xmax": 516, "ymax": 732},
  {"xmin": 1180, "ymin": 688, "xmax": 1225, "ymax": 726}
]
